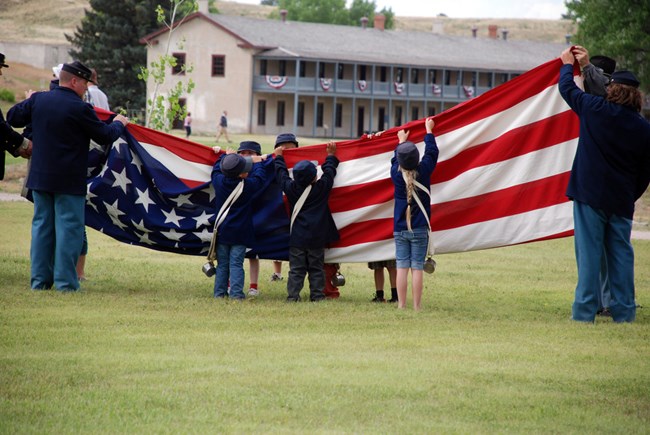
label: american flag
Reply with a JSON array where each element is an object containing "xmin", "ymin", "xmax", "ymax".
[{"xmin": 86, "ymin": 57, "xmax": 580, "ymax": 263}]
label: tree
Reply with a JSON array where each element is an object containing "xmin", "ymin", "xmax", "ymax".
[
  {"xmin": 273, "ymin": 0, "xmax": 394, "ymax": 29},
  {"xmin": 278, "ymin": 0, "xmax": 350, "ymax": 26},
  {"xmin": 66, "ymin": 0, "xmax": 173, "ymax": 114},
  {"xmin": 566, "ymin": 0, "xmax": 650, "ymax": 92},
  {"xmin": 139, "ymin": 0, "xmax": 197, "ymax": 131}
]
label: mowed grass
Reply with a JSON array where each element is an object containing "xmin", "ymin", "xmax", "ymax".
[{"xmin": 1, "ymin": 201, "xmax": 649, "ymax": 433}]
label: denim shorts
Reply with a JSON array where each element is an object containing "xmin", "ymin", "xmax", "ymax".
[{"xmin": 394, "ymin": 226, "xmax": 429, "ymax": 270}]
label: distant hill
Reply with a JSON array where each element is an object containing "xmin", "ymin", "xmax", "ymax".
[{"xmin": 0, "ymin": 0, "xmax": 575, "ymax": 44}]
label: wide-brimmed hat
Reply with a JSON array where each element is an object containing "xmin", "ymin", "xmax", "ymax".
[
  {"xmin": 590, "ymin": 55, "xmax": 616, "ymax": 76},
  {"xmin": 221, "ymin": 154, "xmax": 253, "ymax": 178},
  {"xmin": 293, "ymin": 160, "xmax": 316, "ymax": 186},
  {"xmin": 396, "ymin": 141, "xmax": 419, "ymax": 170},
  {"xmin": 237, "ymin": 141, "xmax": 262, "ymax": 156},
  {"xmin": 61, "ymin": 61, "xmax": 96, "ymax": 84},
  {"xmin": 275, "ymin": 133, "xmax": 299, "ymax": 147}
]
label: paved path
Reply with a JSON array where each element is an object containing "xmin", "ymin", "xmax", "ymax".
[{"xmin": 2, "ymin": 192, "xmax": 650, "ymax": 240}]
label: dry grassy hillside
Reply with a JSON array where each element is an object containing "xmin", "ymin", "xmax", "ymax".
[{"xmin": 0, "ymin": 0, "xmax": 573, "ymax": 44}]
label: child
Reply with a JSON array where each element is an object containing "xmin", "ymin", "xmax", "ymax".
[
  {"xmin": 273, "ymin": 141, "xmax": 339, "ymax": 302},
  {"xmin": 211, "ymin": 145, "xmax": 268, "ymax": 299},
  {"xmin": 391, "ymin": 117, "xmax": 439, "ymax": 310},
  {"xmin": 269, "ymin": 133, "xmax": 300, "ymax": 282},
  {"xmin": 369, "ymin": 260, "xmax": 397, "ymax": 302}
]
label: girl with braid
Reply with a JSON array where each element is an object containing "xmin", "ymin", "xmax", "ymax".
[{"xmin": 390, "ymin": 117, "xmax": 439, "ymax": 310}]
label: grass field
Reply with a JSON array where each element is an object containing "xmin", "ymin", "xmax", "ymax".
[{"xmin": 1, "ymin": 200, "xmax": 649, "ymax": 433}]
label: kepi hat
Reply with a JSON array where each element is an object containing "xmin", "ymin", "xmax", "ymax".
[
  {"xmin": 396, "ymin": 141, "xmax": 420, "ymax": 170},
  {"xmin": 275, "ymin": 133, "xmax": 299, "ymax": 147},
  {"xmin": 61, "ymin": 61, "xmax": 96, "ymax": 84},
  {"xmin": 610, "ymin": 70, "xmax": 640, "ymax": 88},
  {"xmin": 221, "ymin": 154, "xmax": 253, "ymax": 178},
  {"xmin": 293, "ymin": 160, "xmax": 317, "ymax": 186},
  {"xmin": 237, "ymin": 141, "xmax": 262, "ymax": 156}
]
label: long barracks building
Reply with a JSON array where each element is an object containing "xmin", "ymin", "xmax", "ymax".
[{"xmin": 141, "ymin": 2, "xmax": 566, "ymax": 139}]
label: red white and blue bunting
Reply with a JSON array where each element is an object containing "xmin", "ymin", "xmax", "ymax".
[
  {"xmin": 432, "ymin": 84, "xmax": 442, "ymax": 96},
  {"xmin": 394, "ymin": 82, "xmax": 404, "ymax": 94},
  {"xmin": 265, "ymin": 75, "xmax": 288, "ymax": 89},
  {"xmin": 463, "ymin": 85, "xmax": 475, "ymax": 98},
  {"xmin": 357, "ymin": 80, "xmax": 367, "ymax": 92},
  {"xmin": 320, "ymin": 78, "xmax": 332, "ymax": 91}
]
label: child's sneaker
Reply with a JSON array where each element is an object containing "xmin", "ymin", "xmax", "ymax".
[
  {"xmin": 248, "ymin": 288, "xmax": 259, "ymax": 297},
  {"xmin": 270, "ymin": 273, "xmax": 283, "ymax": 282}
]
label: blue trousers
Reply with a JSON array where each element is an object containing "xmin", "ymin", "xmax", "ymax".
[
  {"xmin": 572, "ymin": 201, "xmax": 635, "ymax": 322},
  {"xmin": 31, "ymin": 191, "xmax": 85, "ymax": 291},
  {"xmin": 214, "ymin": 243, "xmax": 246, "ymax": 299}
]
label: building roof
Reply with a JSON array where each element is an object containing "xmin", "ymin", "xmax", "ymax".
[{"xmin": 144, "ymin": 13, "xmax": 566, "ymax": 73}]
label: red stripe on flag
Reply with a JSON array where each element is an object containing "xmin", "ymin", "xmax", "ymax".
[
  {"xmin": 432, "ymin": 111, "xmax": 578, "ymax": 183},
  {"xmin": 430, "ymin": 173, "xmax": 571, "ymax": 231},
  {"xmin": 329, "ymin": 178, "xmax": 394, "ymax": 213}
]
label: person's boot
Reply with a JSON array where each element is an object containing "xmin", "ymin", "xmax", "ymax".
[
  {"xmin": 387, "ymin": 288, "xmax": 398, "ymax": 303},
  {"xmin": 371, "ymin": 290, "xmax": 385, "ymax": 302}
]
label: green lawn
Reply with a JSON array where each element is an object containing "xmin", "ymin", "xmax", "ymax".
[{"xmin": 1, "ymin": 201, "xmax": 649, "ymax": 433}]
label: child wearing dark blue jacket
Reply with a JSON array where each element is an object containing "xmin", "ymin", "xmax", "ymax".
[
  {"xmin": 211, "ymin": 145, "xmax": 269, "ymax": 299},
  {"xmin": 273, "ymin": 141, "xmax": 339, "ymax": 302},
  {"xmin": 391, "ymin": 117, "xmax": 439, "ymax": 310}
]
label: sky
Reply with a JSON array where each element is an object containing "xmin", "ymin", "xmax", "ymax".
[{"xmin": 227, "ymin": 0, "xmax": 568, "ymax": 19}]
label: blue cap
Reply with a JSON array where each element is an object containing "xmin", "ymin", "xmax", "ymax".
[
  {"xmin": 275, "ymin": 133, "xmax": 299, "ymax": 147},
  {"xmin": 396, "ymin": 141, "xmax": 419, "ymax": 170},
  {"xmin": 237, "ymin": 141, "xmax": 262, "ymax": 155},
  {"xmin": 610, "ymin": 70, "xmax": 640, "ymax": 88},
  {"xmin": 61, "ymin": 61, "xmax": 95, "ymax": 84},
  {"xmin": 293, "ymin": 160, "xmax": 316, "ymax": 186},
  {"xmin": 221, "ymin": 154, "xmax": 253, "ymax": 178}
]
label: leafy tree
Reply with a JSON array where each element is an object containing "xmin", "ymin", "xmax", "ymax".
[
  {"xmin": 273, "ymin": 0, "xmax": 394, "ymax": 29},
  {"xmin": 277, "ymin": 0, "xmax": 350, "ymax": 25},
  {"xmin": 139, "ymin": 0, "xmax": 197, "ymax": 131},
  {"xmin": 566, "ymin": 0, "xmax": 650, "ymax": 92},
  {"xmin": 66, "ymin": 0, "xmax": 174, "ymax": 114},
  {"xmin": 348, "ymin": 0, "xmax": 377, "ymax": 26}
]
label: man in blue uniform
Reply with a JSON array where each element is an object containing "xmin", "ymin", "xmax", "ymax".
[
  {"xmin": 8, "ymin": 61, "xmax": 129, "ymax": 291},
  {"xmin": 0, "ymin": 53, "xmax": 31, "ymax": 180},
  {"xmin": 558, "ymin": 47, "xmax": 650, "ymax": 322}
]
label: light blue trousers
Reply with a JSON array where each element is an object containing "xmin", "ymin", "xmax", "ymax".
[
  {"xmin": 572, "ymin": 201, "xmax": 635, "ymax": 322},
  {"xmin": 31, "ymin": 191, "xmax": 85, "ymax": 291}
]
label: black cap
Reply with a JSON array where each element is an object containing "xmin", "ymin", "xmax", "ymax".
[
  {"xmin": 221, "ymin": 154, "xmax": 253, "ymax": 178},
  {"xmin": 61, "ymin": 61, "xmax": 95, "ymax": 83},
  {"xmin": 590, "ymin": 55, "xmax": 616, "ymax": 76},
  {"xmin": 293, "ymin": 160, "xmax": 317, "ymax": 186},
  {"xmin": 237, "ymin": 141, "xmax": 262, "ymax": 156},
  {"xmin": 610, "ymin": 70, "xmax": 640, "ymax": 88},
  {"xmin": 396, "ymin": 141, "xmax": 420, "ymax": 170},
  {"xmin": 275, "ymin": 133, "xmax": 299, "ymax": 147},
  {"xmin": 0, "ymin": 53, "xmax": 8, "ymax": 68}
]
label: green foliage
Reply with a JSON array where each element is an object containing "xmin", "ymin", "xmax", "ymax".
[
  {"xmin": 0, "ymin": 88, "xmax": 15, "ymax": 103},
  {"xmin": 1, "ymin": 201, "xmax": 650, "ymax": 432},
  {"xmin": 273, "ymin": 0, "xmax": 394, "ymax": 29},
  {"xmin": 66, "ymin": 0, "xmax": 177, "ymax": 112},
  {"xmin": 566, "ymin": 0, "xmax": 650, "ymax": 92},
  {"xmin": 139, "ymin": 0, "xmax": 197, "ymax": 131}
]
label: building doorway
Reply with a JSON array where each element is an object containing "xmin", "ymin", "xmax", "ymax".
[{"xmin": 357, "ymin": 106, "xmax": 365, "ymax": 137}]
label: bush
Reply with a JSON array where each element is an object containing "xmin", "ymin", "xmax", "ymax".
[{"xmin": 0, "ymin": 88, "xmax": 15, "ymax": 103}]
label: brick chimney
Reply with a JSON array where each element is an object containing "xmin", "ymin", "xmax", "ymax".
[
  {"xmin": 374, "ymin": 14, "xmax": 385, "ymax": 31},
  {"xmin": 488, "ymin": 25, "xmax": 498, "ymax": 39},
  {"xmin": 280, "ymin": 9, "xmax": 288, "ymax": 22},
  {"xmin": 361, "ymin": 16, "xmax": 368, "ymax": 29}
]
